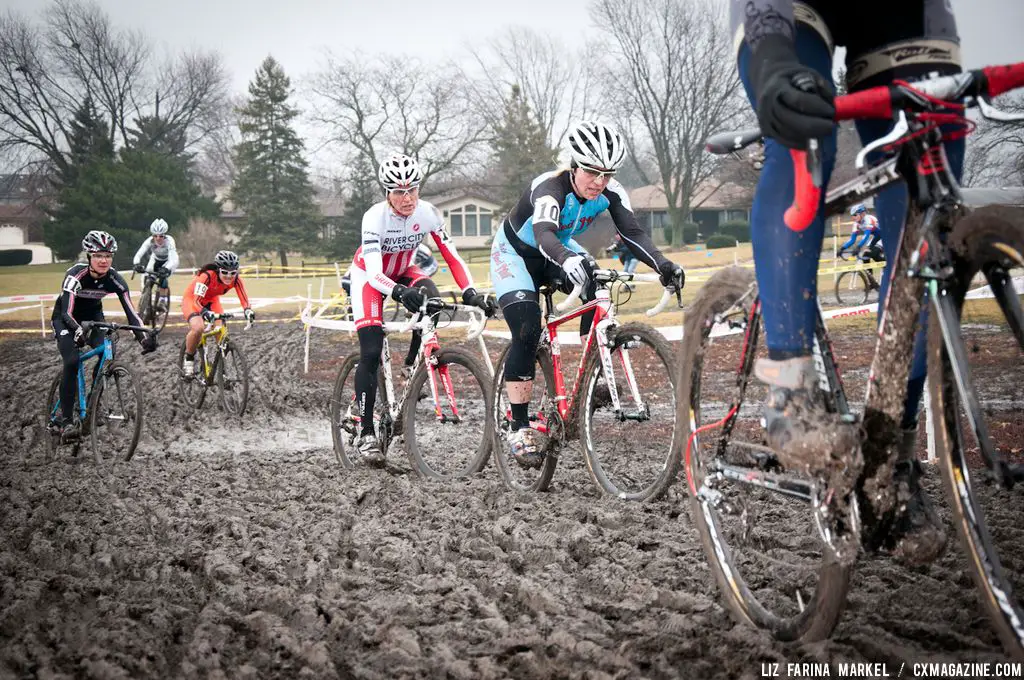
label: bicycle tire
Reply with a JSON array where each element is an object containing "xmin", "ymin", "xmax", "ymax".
[
  {"xmin": 677, "ymin": 266, "xmax": 851, "ymax": 642},
  {"xmin": 834, "ymin": 270, "xmax": 869, "ymax": 306},
  {"xmin": 580, "ymin": 322, "xmax": 678, "ymax": 501},
  {"xmin": 218, "ymin": 342, "xmax": 250, "ymax": 416},
  {"xmin": 153, "ymin": 287, "xmax": 169, "ymax": 333},
  {"xmin": 927, "ymin": 206, "xmax": 1024, "ymax": 660},
  {"xmin": 138, "ymin": 279, "xmax": 153, "ymax": 326},
  {"xmin": 329, "ymin": 353, "xmax": 389, "ymax": 468},
  {"xmin": 490, "ymin": 342, "xmax": 559, "ymax": 493},
  {"xmin": 178, "ymin": 340, "xmax": 208, "ymax": 409},
  {"xmin": 89, "ymin": 362, "xmax": 144, "ymax": 466},
  {"xmin": 404, "ymin": 347, "xmax": 492, "ymax": 480}
]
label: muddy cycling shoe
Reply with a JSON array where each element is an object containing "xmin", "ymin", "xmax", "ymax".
[
  {"xmin": 508, "ymin": 427, "xmax": 549, "ymax": 469},
  {"xmin": 755, "ymin": 357, "xmax": 863, "ymax": 494},
  {"xmin": 887, "ymin": 427, "xmax": 947, "ymax": 566},
  {"xmin": 181, "ymin": 358, "xmax": 195, "ymax": 377},
  {"xmin": 357, "ymin": 434, "xmax": 386, "ymax": 468}
]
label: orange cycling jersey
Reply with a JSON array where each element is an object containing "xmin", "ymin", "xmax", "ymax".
[{"xmin": 182, "ymin": 267, "xmax": 251, "ymax": 319}]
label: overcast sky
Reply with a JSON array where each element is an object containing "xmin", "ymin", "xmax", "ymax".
[{"xmin": 7, "ymin": 0, "xmax": 1022, "ymax": 95}]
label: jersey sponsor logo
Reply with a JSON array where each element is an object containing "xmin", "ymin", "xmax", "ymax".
[
  {"xmin": 412, "ymin": 222, "xmax": 420, "ymax": 232},
  {"xmin": 194, "ymin": 282, "xmax": 208, "ymax": 297},
  {"xmin": 62, "ymin": 275, "xmax": 82, "ymax": 294}
]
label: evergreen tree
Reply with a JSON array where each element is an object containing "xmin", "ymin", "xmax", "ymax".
[
  {"xmin": 55, "ymin": 96, "xmax": 115, "ymax": 190},
  {"xmin": 230, "ymin": 56, "xmax": 321, "ymax": 266},
  {"xmin": 327, "ymin": 154, "xmax": 378, "ymax": 260},
  {"xmin": 128, "ymin": 113, "xmax": 189, "ymax": 158},
  {"xmin": 492, "ymin": 84, "xmax": 557, "ymax": 215}
]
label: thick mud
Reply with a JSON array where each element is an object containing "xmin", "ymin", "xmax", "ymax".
[{"xmin": 1, "ymin": 323, "xmax": 1021, "ymax": 678}]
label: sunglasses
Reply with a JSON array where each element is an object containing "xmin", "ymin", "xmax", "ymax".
[
  {"xmin": 90, "ymin": 252, "xmax": 113, "ymax": 260},
  {"xmin": 219, "ymin": 268, "xmax": 238, "ymax": 277},
  {"xmin": 579, "ymin": 166, "xmax": 617, "ymax": 180},
  {"xmin": 388, "ymin": 186, "xmax": 419, "ymax": 197}
]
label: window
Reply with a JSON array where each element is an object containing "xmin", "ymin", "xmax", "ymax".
[
  {"xmin": 444, "ymin": 202, "xmax": 495, "ymax": 239},
  {"xmin": 466, "ymin": 214, "xmax": 477, "ymax": 237},
  {"xmin": 480, "ymin": 213, "xmax": 492, "ymax": 236},
  {"xmin": 450, "ymin": 213, "xmax": 463, "ymax": 237}
]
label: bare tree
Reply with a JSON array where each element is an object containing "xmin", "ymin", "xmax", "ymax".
[
  {"xmin": 178, "ymin": 217, "xmax": 229, "ymax": 268},
  {"xmin": 464, "ymin": 27, "xmax": 601, "ymax": 146},
  {"xmin": 594, "ymin": 0, "xmax": 750, "ymax": 245},
  {"xmin": 963, "ymin": 93, "xmax": 1024, "ymax": 188},
  {"xmin": 0, "ymin": 1, "xmax": 229, "ymax": 183},
  {"xmin": 308, "ymin": 53, "xmax": 488, "ymax": 184}
]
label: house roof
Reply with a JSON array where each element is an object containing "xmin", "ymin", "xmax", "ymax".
[
  {"xmin": 629, "ymin": 181, "xmax": 754, "ymax": 211},
  {"xmin": 421, "ymin": 188, "xmax": 501, "ymax": 209}
]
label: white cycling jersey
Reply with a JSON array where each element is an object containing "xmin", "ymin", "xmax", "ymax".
[
  {"xmin": 353, "ymin": 199, "xmax": 472, "ymax": 296},
  {"xmin": 133, "ymin": 235, "xmax": 179, "ymax": 273}
]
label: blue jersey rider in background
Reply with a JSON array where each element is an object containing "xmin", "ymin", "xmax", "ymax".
[
  {"xmin": 490, "ymin": 121, "xmax": 684, "ymax": 469},
  {"xmin": 731, "ymin": 0, "xmax": 964, "ymax": 565},
  {"xmin": 837, "ymin": 204, "xmax": 881, "ymax": 259}
]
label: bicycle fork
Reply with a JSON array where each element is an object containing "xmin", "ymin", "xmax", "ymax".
[{"xmin": 594, "ymin": 320, "xmax": 648, "ymax": 422}]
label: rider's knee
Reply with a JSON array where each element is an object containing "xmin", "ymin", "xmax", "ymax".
[{"xmin": 357, "ymin": 325, "xmax": 385, "ymax": 371}]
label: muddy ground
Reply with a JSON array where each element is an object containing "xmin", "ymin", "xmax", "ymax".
[{"xmin": 1, "ymin": 321, "xmax": 1022, "ymax": 679}]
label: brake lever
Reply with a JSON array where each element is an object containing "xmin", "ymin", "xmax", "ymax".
[
  {"xmin": 855, "ymin": 110, "xmax": 910, "ymax": 170},
  {"xmin": 977, "ymin": 96, "xmax": 1024, "ymax": 122}
]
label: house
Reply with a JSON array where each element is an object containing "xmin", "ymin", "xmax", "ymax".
[
  {"xmin": 628, "ymin": 181, "xmax": 753, "ymax": 243},
  {"xmin": 421, "ymin": 189, "xmax": 502, "ymax": 250},
  {"xmin": 0, "ymin": 174, "xmax": 53, "ymax": 264}
]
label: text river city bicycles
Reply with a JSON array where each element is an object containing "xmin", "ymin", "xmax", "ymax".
[
  {"xmin": 490, "ymin": 269, "xmax": 682, "ymax": 501},
  {"xmin": 680, "ymin": 63, "xmax": 1024, "ymax": 653},
  {"xmin": 178, "ymin": 312, "xmax": 251, "ymax": 416},
  {"xmin": 45, "ymin": 321, "xmax": 151, "ymax": 467},
  {"xmin": 330, "ymin": 300, "xmax": 493, "ymax": 479}
]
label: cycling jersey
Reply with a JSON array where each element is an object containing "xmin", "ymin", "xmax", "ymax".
[
  {"xmin": 492, "ymin": 169, "xmax": 666, "ymax": 302},
  {"xmin": 182, "ymin": 266, "xmax": 251, "ymax": 319},
  {"xmin": 839, "ymin": 214, "xmax": 881, "ymax": 252},
  {"xmin": 133, "ymin": 235, "xmax": 180, "ymax": 273},
  {"xmin": 51, "ymin": 263, "xmax": 144, "ymax": 333},
  {"xmin": 353, "ymin": 199, "xmax": 472, "ymax": 296}
]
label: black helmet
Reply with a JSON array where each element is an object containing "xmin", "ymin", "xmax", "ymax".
[{"xmin": 213, "ymin": 250, "xmax": 239, "ymax": 270}]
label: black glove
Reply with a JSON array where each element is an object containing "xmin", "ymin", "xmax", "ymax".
[
  {"xmin": 201, "ymin": 308, "xmax": 216, "ymax": 324},
  {"xmin": 462, "ymin": 287, "xmax": 498, "ymax": 317},
  {"xmin": 72, "ymin": 326, "xmax": 87, "ymax": 348},
  {"xmin": 139, "ymin": 332, "xmax": 158, "ymax": 355},
  {"xmin": 658, "ymin": 260, "xmax": 685, "ymax": 292},
  {"xmin": 391, "ymin": 284, "xmax": 426, "ymax": 314},
  {"xmin": 243, "ymin": 308, "xmax": 256, "ymax": 323},
  {"xmin": 133, "ymin": 263, "xmax": 146, "ymax": 274},
  {"xmin": 749, "ymin": 35, "xmax": 835, "ymax": 150},
  {"xmin": 156, "ymin": 266, "xmax": 170, "ymax": 279}
]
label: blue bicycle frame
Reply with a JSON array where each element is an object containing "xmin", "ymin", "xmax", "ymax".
[{"xmin": 50, "ymin": 336, "xmax": 115, "ymax": 424}]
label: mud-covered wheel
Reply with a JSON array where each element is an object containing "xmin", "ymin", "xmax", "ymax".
[
  {"xmin": 404, "ymin": 348, "xmax": 492, "ymax": 480},
  {"xmin": 44, "ymin": 372, "xmax": 62, "ymax": 462},
  {"xmin": 580, "ymin": 322, "xmax": 678, "ymax": 501},
  {"xmin": 90, "ymin": 362, "xmax": 144, "ymax": 467},
  {"xmin": 490, "ymin": 343, "xmax": 559, "ymax": 493},
  {"xmin": 676, "ymin": 266, "xmax": 852, "ymax": 642},
  {"xmin": 330, "ymin": 354, "xmax": 388, "ymax": 468},
  {"xmin": 218, "ymin": 342, "xmax": 250, "ymax": 416},
  {"xmin": 927, "ymin": 205, "xmax": 1024, "ymax": 660},
  {"xmin": 178, "ymin": 340, "xmax": 208, "ymax": 409},
  {"xmin": 834, "ymin": 270, "xmax": 869, "ymax": 306}
]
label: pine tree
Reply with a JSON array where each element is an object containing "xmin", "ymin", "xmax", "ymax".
[
  {"xmin": 327, "ymin": 154, "xmax": 378, "ymax": 260},
  {"xmin": 492, "ymin": 84, "xmax": 557, "ymax": 215},
  {"xmin": 230, "ymin": 56, "xmax": 321, "ymax": 266},
  {"xmin": 55, "ymin": 96, "xmax": 115, "ymax": 190}
]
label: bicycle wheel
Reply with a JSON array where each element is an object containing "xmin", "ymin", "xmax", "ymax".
[
  {"xmin": 676, "ymin": 266, "xmax": 852, "ymax": 642},
  {"xmin": 90, "ymin": 362, "xmax": 144, "ymax": 466},
  {"xmin": 178, "ymin": 340, "xmax": 208, "ymax": 409},
  {"xmin": 218, "ymin": 341, "xmax": 250, "ymax": 416},
  {"xmin": 329, "ymin": 354, "xmax": 388, "ymax": 468},
  {"xmin": 138, "ymin": 280, "xmax": 153, "ymax": 326},
  {"xmin": 153, "ymin": 289, "xmax": 169, "ymax": 333},
  {"xmin": 490, "ymin": 343, "xmax": 560, "ymax": 493},
  {"xmin": 580, "ymin": 322, "xmax": 678, "ymax": 501},
  {"xmin": 404, "ymin": 348, "xmax": 492, "ymax": 480},
  {"xmin": 834, "ymin": 270, "xmax": 869, "ymax": 306},
  {"xmin": 927, "ymin": 206, "xmax": 1024, "ymax": 660}
]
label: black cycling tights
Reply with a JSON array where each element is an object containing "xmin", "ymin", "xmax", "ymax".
[
  {"xmin": 355, "ymin": 326, "xmax": 385, "ymax": 437},
  {"xmin": 54, "ymin": 321, "xmax": 103, "ymax": 423},
  {"xmin": 502, "ymin": 299, "xmax": 596, "ymax": 384}
]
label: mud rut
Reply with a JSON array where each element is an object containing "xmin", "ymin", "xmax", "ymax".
[{"xmin": 1, "ymin": 323, "xmax": 1020, "ymax": 679}]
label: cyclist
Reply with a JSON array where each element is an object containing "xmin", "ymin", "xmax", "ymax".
[
  {"xmin": 132, "ymin": 218, "xmax": 179, "ymax": 312},
  {"xmin": 490, "ymin": 121, "xmax": 684, "ymax": 469},
  {"xmin": 349, "ymin": 153, "xmax": 496, "ymax": 466},
  {"xmin": 837, "ymin": 204, "xmax": 881, "ymax": 259},
  {"xmin": 181, "ymin": 250, "xmax": 255, "ymax": 375},
  {"xmin": 51, "ymin": 230, "xmax": 157, "ymax": 435},
  {"xmin": 731, "ymin": 0, "xmax": 963, "ymax": 563}
]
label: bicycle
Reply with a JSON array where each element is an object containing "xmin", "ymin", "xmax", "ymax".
[
  {"xmin": 681, "ymin": 63, "xmax": 1024, "ymax": 651},
  {"xmin": 178, "ymin": 312, "xmax": 252, "ymax": 416},
  {"xmin": 44, "ymin": 321, "xmax": 151, "ymax": 467},
  {"xmin": 133, "ymin": 268, "xmax": 171, "ymax": 332},
  {"xmin": 490, "ymin": 269, "xmax": 682, "ymax": 501},
  {"xmin": 833, "ymin": 254, "xmax": 882, "ymax": 306},
  {"xmin": 329, "ymin": 299, "xmax": 493, "ymax": 479}
]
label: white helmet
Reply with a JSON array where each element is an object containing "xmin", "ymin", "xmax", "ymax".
[
  {"xmin": 378, "ymin": 154, "xmax": 423, "ymax": 191},
  {"xmin": 150, "ymin": 218, "xmax": 169, "ymax": 235},
  {"xmin": 567, "ymin": 121, "xmax": 626, "ymax": 171}
]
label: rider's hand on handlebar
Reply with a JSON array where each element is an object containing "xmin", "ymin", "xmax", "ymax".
[
  {"xmin": 243, "ymin": 308, "xmax": 256, "ymax": 323},
  {"xmin": 658, "ymin": 261, "xmax": 685, "ymax": 292},
  {"xmin": 562, "ymin": 254, "xmax": 594, "ymax": 288},
  {"xmin": 462, "ymin": 287, "xmax": 498, "ymax": 317},
  {"xmin": 750, "ymin": 36, "xmax": 835, "ymax": 150},
  {"xmin": 133, "ymin": 263, "xmax": 146, "ymax": 274},
  {"xmin": 201, "ymin": 308, "xmax": 216, "ymax": 324},
  {"xmin": 392, "ymin": 284, "xmax": 427, "ymax": 314},
  {"xmin": 72, "ymin": 326, "xmax": 87, "ymax": 347},
  {"xmin": 156, "ymin": 266, "xmax": 170, "ymax": 278},
  {"xmin": 139, "ymin": 332, "xmax": 158, "ymax": 355}
]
